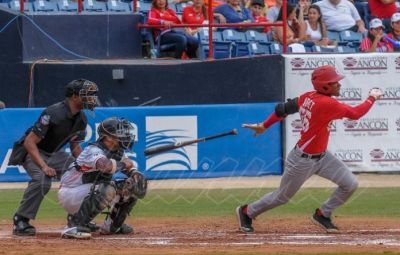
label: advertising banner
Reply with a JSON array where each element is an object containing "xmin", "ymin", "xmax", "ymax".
[
  {"xmin": 0, "ymin": 103, "xmax": 282, "ymax": 181},
  {"xmin": 284, "ymin": 53, "xmax": 400, "ymax": 172}
]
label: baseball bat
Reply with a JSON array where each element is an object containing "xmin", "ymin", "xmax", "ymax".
[{"xmin": 144, "ymin": 129, "xmax": 238, "ymax": 156}]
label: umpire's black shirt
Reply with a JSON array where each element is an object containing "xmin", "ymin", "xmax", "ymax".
[{"xmin": 23, "ymin": 99, "xmax": 87, "ymax": 154}]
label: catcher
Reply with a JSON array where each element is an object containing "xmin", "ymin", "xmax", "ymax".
[{"xmin": 58, "ymin": 117, "xmax": 147, "ymax": 239}]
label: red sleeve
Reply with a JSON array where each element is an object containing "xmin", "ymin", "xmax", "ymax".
[
  {"xmin": 262, "ymin": 112, "xmax": 284, "ymax": 129},
  {"xmin": 148, "ymin": 8, "xmax": 163, "ymax": 25},
  {"xmin": 328, "ymin": 96, "xmax": 375, "ymax": 120},
  {"xmin": 359, "ymin": 38, "xmax": 371, "ymax": 52},
  {"xmin": 168, "ymin": 9, "xmax": 182, "ymax": 24}
]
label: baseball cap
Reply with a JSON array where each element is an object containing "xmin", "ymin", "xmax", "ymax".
[
  {"xmin": 251, "ymin": 0, "xmax": 265, "ymax": 7},
  {"xmin": 391, "ymin": 13, "xmax": 400, "ymax": 23},
  {"xmin": 369, "ymin": 18, "xmax": 385, "ymax": 29}
]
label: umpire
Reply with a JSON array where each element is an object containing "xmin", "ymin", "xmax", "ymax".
[{"xmin": 8, "ymin": 79, "xmax": 98, "ymax": 236}]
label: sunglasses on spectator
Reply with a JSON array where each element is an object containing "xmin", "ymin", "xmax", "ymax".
[{"xmin": 371, "ymin": 27, "xmax": 383, "ymax": 31}]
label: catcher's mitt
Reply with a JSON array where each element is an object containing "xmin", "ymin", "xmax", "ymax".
[{"xmin": 121, "ymin": 171, "xmax": 148, "ymax": 201}]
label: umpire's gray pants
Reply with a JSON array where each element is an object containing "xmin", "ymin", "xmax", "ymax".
[
  {"xmin": 247, "ymin": 147, "xmax": 359, "ymax": 219},
  {"xmin": 15, "ymin": 151, "xmax": 74, "ymax": 220}
]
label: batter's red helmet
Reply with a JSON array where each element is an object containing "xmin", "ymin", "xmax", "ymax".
[{"xmin": 311, "ymin": 65, "xmax": 344, "ymax": 95}]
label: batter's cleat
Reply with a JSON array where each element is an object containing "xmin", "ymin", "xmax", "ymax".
[
  {"xmin": 312, "ymin": 208, "xmax": 339, "ymax": 233},
  {"xmin": 12, "ymin": 215, "xmax": 36, "ymax": 236},
  {"xmin": 236, "ymin": 205, "xmax": 254, "ymax": 233},
  {"xmin": 61, "ymin": 227, "xmax": 92, "ymax": 239}
]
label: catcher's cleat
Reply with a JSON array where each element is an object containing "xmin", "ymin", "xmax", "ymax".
[
  {"xmin": 86, "ymin": 222, "xmax": 100, "ymax": 233},
  {"xmin": 114, "ymin": 223, "xmax": 134, "ymax": 234},
  {"xmin": 13, "ymin": 215, "xmax": 36, "ymax": 236},
  {"xmin": 311, "ymin": 208, "xmax": 339, "ymax": 233},
  {"xmin": 236, "ymin": 205, "xmax": 254, "ymax": 233},
  {"xmin": 61, "ymin": 227, "xmax": 92, "ymax": 239}
]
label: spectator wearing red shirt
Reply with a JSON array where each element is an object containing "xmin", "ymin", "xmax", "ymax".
[
  {"xmin": 369, "ymin": 0, "xmax": 397, "ymax": 30},
  {"xmin": 387, "ymin": 13, "xmax": 400, "ymax": 52},
  {"xmin": 249, "ymin": 0, "xmax": 270, "ymax": 32},
  {"xmin": 147, "ymin": 0, "xmax": 199, "ymax": 59},
  {"xmin": 360, "ymin": 18, "xmax": 393, "ymax": 52}
]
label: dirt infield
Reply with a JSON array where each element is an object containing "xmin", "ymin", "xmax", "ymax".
[{"xmin": 1, "ymin": 216, "xmax": 400, "ymax": 255}]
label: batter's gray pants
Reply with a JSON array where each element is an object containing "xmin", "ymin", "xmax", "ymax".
[
  {"xmin": 247, "ymin": 147, "xmax": 359, "ymax": 219},
  {"xmin": 15, "ymin": 151, "xmax": 74, "ymax": 219}
]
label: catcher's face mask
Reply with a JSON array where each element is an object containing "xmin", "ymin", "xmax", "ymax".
[{"xmin": 79, "ymin": 80, "xmax": 98, "ymax": 111}]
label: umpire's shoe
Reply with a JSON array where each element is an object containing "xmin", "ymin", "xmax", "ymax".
[
  {"xmin": 236, "ymin": 205, "xmax": 254, "ymax": 233},
  {"xmin": 13, "ymin": 215, "xmax": 36, "ymax": 236},
  {"xmin": 312, "ymin": 208, "xmax": 339, "ymax": 233}
]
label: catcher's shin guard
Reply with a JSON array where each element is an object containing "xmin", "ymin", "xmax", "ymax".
[
  {"xmin": 70, "ymin": 183, "xmax": 116, "ymax": 228},
  {"xmin": 103, "ymin": 197, "xmax": 137, "ymax": 234}
]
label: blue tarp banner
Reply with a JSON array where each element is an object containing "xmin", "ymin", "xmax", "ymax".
[{"xmin": 0, "ymin": 103, "xmax": 282, "ymax": 181}]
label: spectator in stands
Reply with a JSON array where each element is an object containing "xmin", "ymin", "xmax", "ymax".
[
  {"xmin": 147, "ymin": 0, "xmax": 199, "ymax": 59},
  {"xmin": 0, "ymin": 100, "xmax": 5, "ymax": 109},
  {"xmin": 267, "ymin": 0, "xmax": 281, "ymax": 22},
  {"xmin": 214, "ymin": 0, "xmax": 254, "ymax": 23},
  {"xmin": 369, "ymin": 0, "xmax": 397, "ymax": 30},
  {"xmin": 360, "ymin": 18, "xmax": 393, "ymax": 52},
  {"xmin": 316, "ymin": 0, "xmax": 367, "ymax": 33},
  {"xmin": 304, "ymin": 5, "xmax": 336, "ymax": 46},
  {"xmin": 174, "ymin": 0, "xmax": 225, "ymax": 9},
  {"xmin": 249, "ymin": 0, "xmax": 270, "ymax": 32},
  {"xmin": 182, "ymin": 0, "xmax": 226, "ymax": 32},
  {"xmin": 387, "ymin": 13, "xmax": 400, "ymax": 51},
  {"xmin": 272, "ymin": 3, "xmax": 306, "ymax": 44},
  {"xmin": 297, "ymin": 0, "xmax": 312, "ymax": 21}
]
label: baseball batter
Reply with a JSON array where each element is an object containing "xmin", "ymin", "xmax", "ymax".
[
  {"xmin": 236, "ymin": 65, "xmax": 383, "ymax": 233},
  {"xmin": 58, "ymin": 117, "xmax": 147, "ymax": 239}
]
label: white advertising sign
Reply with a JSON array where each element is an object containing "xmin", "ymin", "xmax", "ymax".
[{"xmin": 284, "ymin": 53, "xmax": 400, "ymax": 172}]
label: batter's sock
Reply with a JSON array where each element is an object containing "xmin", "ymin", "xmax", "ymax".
[{"xmin": 242, "ymin": 205, "xmax": 248, "ymax": 215}]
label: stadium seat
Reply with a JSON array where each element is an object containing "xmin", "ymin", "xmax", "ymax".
[
  {"xmin": 107, "ymin": 0, "xmax": 131, "ymax": 12},
  {"xmin": 312, "ymin": 45, "xmax": 338, "ymax": 53},
  {"xmin": 57, "ymin": 0, "xmax": 78, "ymax": 12},
  {"xmin": 248, "ymin": 42, "xmax": 270, "ymax": 55},
  {"xmin": 288, "ymin": 43, "xmax": 307, "ymax": 53},
  {"xmin": 245, "ymin": 30, "xmax": 269, "ymax": 44},
  {"xmin": 198, "ymin": 28, "xmax": 232, "ymax": 60},
  {"xmin": 337, "ymin": 45, "xmax": 357, "ymax": 53},
  {"xmin": 33, "ymin": 0, "xmax": 57, "ymax": 12},
  {"xmin": 138, "ymin": 0, "xmax": 151, "ymax": 14},
  {"xmin": 269, "ymin": 42, "xmax": 282, "ymax": 54},
  {"xmin": 221, "ymin": 29, "xmax": 249, "ymax": 57},
  {"xmin": 83, "ymin": 0, "xmax": 107, "ymax": 12},
  {"xmin": 9, "ymin": 0, "xmax": 34, "ymax": 12},
  {"xmin": 340, "ymin": 30, "xmax": 363, "ymax": 43},
  {"xmin": 175, "ymin": 2, "xmax": 190, "ymax": 14}
]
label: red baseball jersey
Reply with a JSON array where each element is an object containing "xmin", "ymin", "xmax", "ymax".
[
  {"xmin": 296, "ymin": 91, "xmax": 375, "ymax": 154},
  {"xmin": 182, "ymin": 6, "xmax": 205, "ymax": 25}
]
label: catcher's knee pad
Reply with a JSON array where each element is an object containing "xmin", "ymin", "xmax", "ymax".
[{"xmin": 71, "ymin": 183, "xmax": 116, "ymax": 227}]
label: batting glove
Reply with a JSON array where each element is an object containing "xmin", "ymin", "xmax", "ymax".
[{"xmin": 369, "ymin": 87, "xmax": 384, "ymax": 100}]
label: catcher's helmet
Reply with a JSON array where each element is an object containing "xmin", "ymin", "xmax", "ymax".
[
  {"xmin": 65, "ymin": 79, "xmax": 98, "ymax": 110},
  {"xmin": 311, "ymin": 65, "xmax": 344, "ymax": 95},
  {"xmin": 97, "ymin": 117, "xmax": 135, "ymax": 150}
]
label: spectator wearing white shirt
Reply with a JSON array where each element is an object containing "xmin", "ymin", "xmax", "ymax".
[{"xmin": 316, "ymin": 0, "xmax": 367, "ymax": 32}]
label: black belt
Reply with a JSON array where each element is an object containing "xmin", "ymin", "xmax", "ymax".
[{"xmin": 300, "ymin": 152, "xmax": 325, "ymax": 159}]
